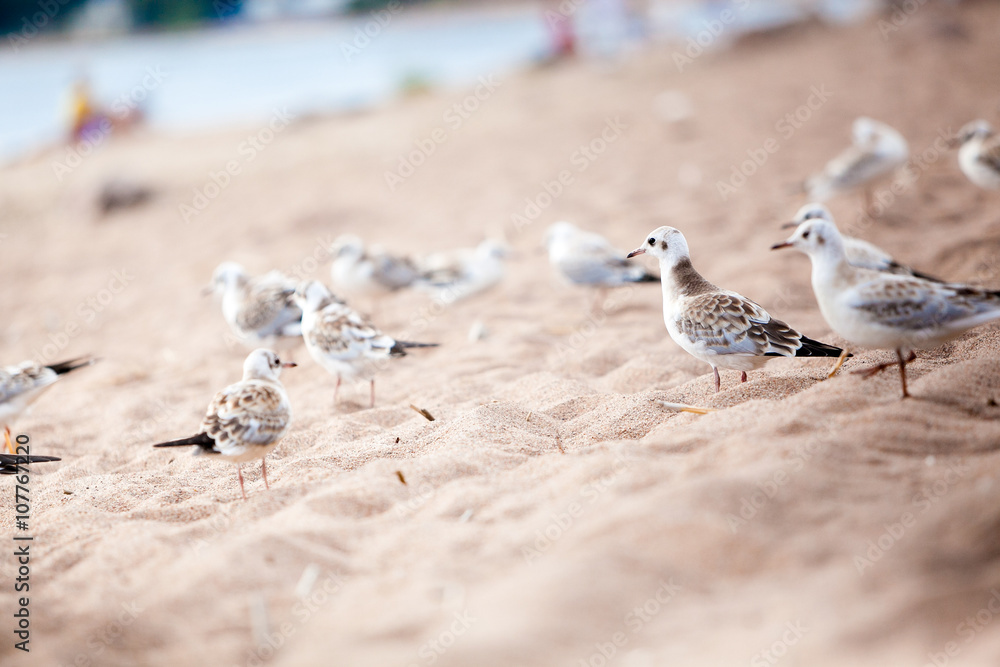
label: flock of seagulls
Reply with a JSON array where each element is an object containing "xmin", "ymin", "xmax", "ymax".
[{"xmin": 3, "ymin": 114, "xmax": 997, "ymax": 492}]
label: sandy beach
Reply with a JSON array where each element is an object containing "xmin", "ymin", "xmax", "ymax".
[{"xmin": 3, "ymin": 2, "xmax": 1000, "ymax": 665}]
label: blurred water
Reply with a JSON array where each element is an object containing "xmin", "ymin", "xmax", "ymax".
[
  {"xmin": 0, "ymin": 6, "xmax": 550, "ymax": 162},
  {"xmin": 0, "ymin": 0, "xmax": 879, "ymax": 164}
]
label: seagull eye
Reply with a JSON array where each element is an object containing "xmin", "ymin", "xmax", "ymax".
[
  {"xmin": 647, "ymin": 238, "xmax": 655, "ymax": 246},
  {"xmin": 802, "ymin": 230, "xmax": 811, "ymax": 239}
]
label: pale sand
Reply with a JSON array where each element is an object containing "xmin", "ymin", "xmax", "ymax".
[{"xmin": 4, "ymin": 3, "xmax": 1000, "ymax": 665}]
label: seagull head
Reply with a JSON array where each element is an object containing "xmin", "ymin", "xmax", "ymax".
[
  {"xmin": 953, "ymin": 119, "xmax": 994, "ymax": 147},
  {"xmin": 293, "ymin": 279, "xmax": 341, "ymax": 312},
  {"xmin": 476, "ymin": 238, "xmax": 509, "ymax": 260},
  {"xmin": 771, "ymin": 215, "xmax": 844, "ymax": 262},
  {"xmin": 244, "ymin": 348, "xmax": 296, "ymax": 382},
  {"xmin": 780, "ymin": 202, "xmax": 834, "ymax": 229},
  {"xmin": 206, "ymin": 261, "xmax": 248, "ymax": 295},
  {"xmin": 627, "ymin": 226, "xmax": 690, "ymax": 267},
  {"xmin": 544, "ymin": 221, "xmax": 579, "ymax": 249}
]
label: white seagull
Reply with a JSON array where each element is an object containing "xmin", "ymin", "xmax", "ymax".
[
  {"xmin": 953, "ymin": 120, "xmax": 1000, "ymax": 191},
  {"xmin": 153, "ymin": 349, "xmax": 295, "ymax": 499},
  {"xmin": 415, "ymin": 238, "xmax": 508, "ymax": 303},
  {"xmin": 628, "ymin": 227, "xmax": 844, "ymax": 392},
  {"xmin": 783, "ymin": 203, "xmax": 941, "ymax": 281},
  {"xmin": 805, "ymin": 117, "xmax": 909, "ymax": 211},
  {"xmin": 206, "ymin": 262, "xmax": 303, "ymax": 348},
  {"xmin": 772, "ymin": 215, "xmax": 1000, "ymax": 397},
  {"xmin": 329, "ymin": 234, "xmax": 420, "ymax": 299},
  {"xmin": 293, "ymin": 280, "xmax": 437, "ymax": 408},
  {"xmin": 0, "ymin": 357, "xmax": 96, "ymax": 454},
  {"xmin": 547, "ymin": 221, "xmax": 658, "ymax": 288}
]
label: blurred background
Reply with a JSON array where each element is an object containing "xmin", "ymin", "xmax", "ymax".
[{"xmin": 0, "ymin": 0, "xmax": 883, "ymax": 163}]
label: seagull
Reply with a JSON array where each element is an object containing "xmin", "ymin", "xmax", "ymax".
[
  {"xmin": 206, "ymin": 262, "xmax": 303, "ymax": 349},
  {"xmin": 415, "ymin": 238, "xmax": 508, "ymax": 303},
  {"xmin": 547, "ymin": 221, "xmax": 658, "ymax": 288},
  {"xmin": 805, "ymin": 117, "xmax": 909, "ymax": 212},
  {"xmin": 329, "ymin": 234, "xmax": 420, "ymax": 299},
  {"xmin": 1, "ymin": 454, "xmax": 61, "ymax": 475},
  {"xmin": 292, "ymin": 280, "xmax": 437, "ymax": 408},
  {"xmin": 772, "ymin": 215, "xmax": 1000, "ymax": 398},
  {"xmin": 628, "ymin": 227, "xmax": 845, "ymax": 392},
  {"xmin": 953, "ymin": 120, "xmax": 1000, "ymax": 191},
  {"xmin": 782, "ymin": 203, "xmax": 941, "ymax": 281},
  {"xmin": 0, "ymin": 357, "xmax": 96, "ymax": 454},
  {"xmin": 153, "ymin": 349, "xmax": 295, "ymax": 500}
]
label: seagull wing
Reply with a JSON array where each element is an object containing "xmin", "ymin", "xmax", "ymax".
[
  {"xmin": 200, "ymin": 380, "xmax": 290, "ymax": 454},
  {"xmin": 849, "ymin": 277, "xmax": 1000, "ymax": 332},
  {"xmin": 675, "ymin": 291, "xmax": 804, "ymax": 358}
]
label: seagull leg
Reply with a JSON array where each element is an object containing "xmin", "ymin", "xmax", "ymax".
[
  {"xmin": 370, "ymin": 379, "xmax": 376, "ymax": 408},
  {"xmin": 237, "ymin": 464, "xmax": 247, "ymax": 500},
  {"xmin": 334, "ymin": 375, "xmax": 341, "ymax": 407},
  {"xmin": 898, "ymin": 349, "xmax": 916, "ymax": 398},
  {"xmin": 713, "ymin": 367, "xmax": 721, "ymax": 393},
  {"xmin": 262, "ymin": 457, "xmax": 270, "ymax": 490},
  {"xmin": 3, "ymin": 426, "xmax": 12, "ymax": 455},
  {"xmin": 853, "ymin": 350, "xmax": 917, "ymax": 386},
  {"xmin": 827, "ymin": 348, "xmax": 850, "ymax": 378},
  {"xmin": 740, "ymin": 371, "xmax": 747, "ymax": 383}
]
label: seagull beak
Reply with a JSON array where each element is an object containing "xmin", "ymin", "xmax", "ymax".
[
  {"xmin": 281, "ymin": 362, "xmax": 297, "ymax": 368},
  {"xmin": 626, "ymin": 248, "xmax": 646, "ymax": 259},
  {"xmin": 770, "ymin": 240, "xmax": 793, "ymax": 250},
  {"xmin": 201, "ymin": 285, "xmax": 215, "ymax": 296},
  {"xmin": 779, "ymin": 221, "xmax": 800, "ymax": 230}
]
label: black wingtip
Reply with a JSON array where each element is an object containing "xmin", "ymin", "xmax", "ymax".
[
  {"xmin": 390, "ymin": 340, "xmax": 439, "ymax": 356},
  {"xmin": 634, "ymin": 273, "xmax": 660, "ymax": 283},
  {"xmin": 0, "ymin": 454, "xmax": 62, "ymax": 474},
  {"xmin": 795, "ymin": 336, "xmax": 849, "ymax": 358},
  {"xmin": 153, "ymin": 432, "xmax": 215, "ymax": 450},
  {"xmin": 47, "ymin": 356, "xmax": 98, "ymax": 375}
]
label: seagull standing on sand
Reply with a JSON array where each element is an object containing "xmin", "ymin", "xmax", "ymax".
[
  {"xmin": 293, "ymin": 280, "xmax": 437, "ymax": 408},
  {"xmin": 953, "ymin": 120, "xmax": 1000, "ymax": 191},
  {"xmin": 0, "ymin": 357, "xmax": 96, "ymax": 454},
  {"xmin": 416, "ymin": 238, "xmax": 508, "ymax": 303},
  {"xmin": 784, "ymin": 204, "xmax": 940, "ymax": 281},
  {"xmin": 773, "ymin": 215, "xmax": 1000, "ymax": 398},
  {"xmin": 206, "ymin": 262, "xmax": 303, "ymax": 348},
  {"xmin": 628, "ymin": 227, "xmax": 844, "ymax": 392},
  {"xmin": 329, "ymin": 234, "xmax": 420, "ymax": 299},
  {"xmin": 153, "ymin": 349, "xmax": 294, "ymax": 499},
  {"xmin": 805, "ymin": 117, "xmax": 909, "ymax": 212}
]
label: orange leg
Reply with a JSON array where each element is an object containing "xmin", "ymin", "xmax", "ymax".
[
  {"xmin": 261, "ymin": 458, "xmax": 270, "ymax": 490},
  {"xmin": 3, "ymin": 427, "xmax": 12, "ymax": 455}
]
